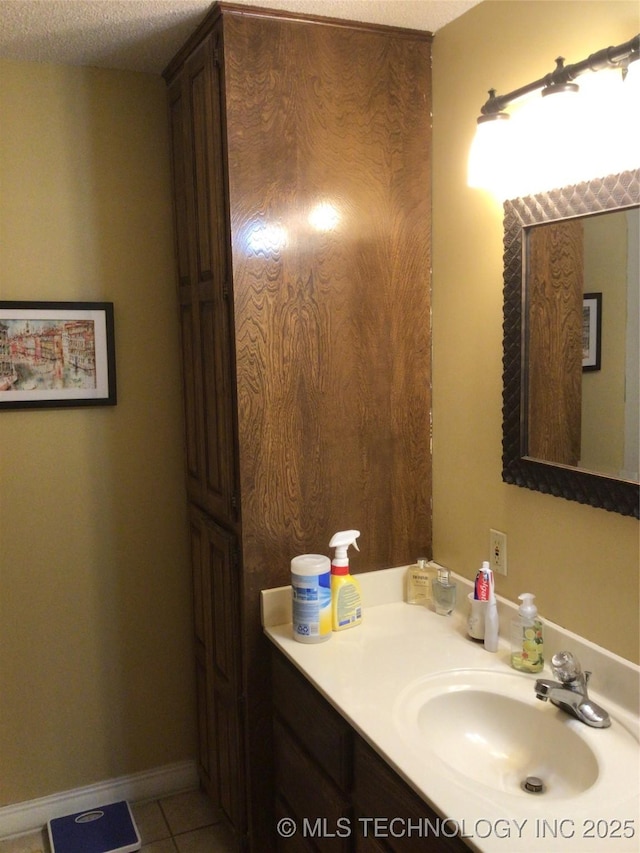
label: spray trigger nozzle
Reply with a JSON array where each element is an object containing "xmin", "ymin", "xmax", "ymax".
[{"xmin": 329, "ymin": 529, "xmax": 361, "ymax": 561}]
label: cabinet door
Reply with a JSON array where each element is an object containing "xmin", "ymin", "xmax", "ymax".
[
  {"xmin": 189, "ymin": 505, "xmax": 245, "ymax": 829},
  {"xmin": 169, "ymin": 29, "xmax": 238, "ymax": 523},
  {"xmin": 354, "ymin": 739, "xmax": 469, "ymax": 853}
]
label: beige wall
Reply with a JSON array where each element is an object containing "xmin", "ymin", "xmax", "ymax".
[
  {"xmin": 432, "ymin": 1, "xmax": 639, "ymax": 663},
  {"xmin": 0, "ymin": 61, "xmax": 195, "ymax": 805},
  {"xmin": 1, "ymin": 0, "xmax": 638, "ymax": 811},
  {"xmin": 581, "ymin": 211, "xmax": 628, "ymax": 475}
]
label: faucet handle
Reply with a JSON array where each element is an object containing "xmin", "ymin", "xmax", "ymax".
[{"xmin": 551, "ymin": 650, "xmax": 583, "ymax": 683}]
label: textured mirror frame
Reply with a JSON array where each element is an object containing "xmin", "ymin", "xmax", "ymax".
[{"xmin": 502, "ymin": 168, "xmax": 639, "ymax": 519}]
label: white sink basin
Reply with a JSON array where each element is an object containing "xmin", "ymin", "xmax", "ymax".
[{"xmin": 394, "ymin": 669, "xmax": 638, "ymax": 802}]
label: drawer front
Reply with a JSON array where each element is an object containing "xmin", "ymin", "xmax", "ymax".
[
  {"xmin": 274, "ymin": 718, "xmax": 352, "ymax": 853},
  {"xmin": 272, "ymin": 651, "xmax": 353, "ymax": 790}
]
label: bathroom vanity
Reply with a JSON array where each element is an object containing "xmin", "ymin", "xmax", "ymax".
[
  {"xmin": 263, "ymin": 568, "xmax": 640, "ymax": 852},
  {"xmin": 272, "ymin": 647, "xmax": 469, "ymax": 852}
]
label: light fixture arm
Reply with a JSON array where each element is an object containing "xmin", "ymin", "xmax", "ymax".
[{"xmin": 480, "ymin": 34, "xmax": 640, "ymax": 117}]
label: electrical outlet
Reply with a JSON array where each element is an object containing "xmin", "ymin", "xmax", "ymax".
[{"xmin": 490, "ymin": 529, "xmax": 507, "ymax": 575}]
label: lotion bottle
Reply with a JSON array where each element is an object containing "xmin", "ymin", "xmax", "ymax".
[
  {"xmin": 330, "ymin": 529, "xmax": 363, "ymax": 630},
  {"xmin": 510, "ymin": 593, "xmax": 544, "ymax": 672},
  {"xmin": 406, "ymin": 557, "xmax": 435, "ymax": 605}
]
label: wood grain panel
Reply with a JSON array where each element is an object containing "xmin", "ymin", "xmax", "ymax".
[
  {"xmin": 168, "ymin": 80, "xmax": 190, "ymax": 287},
  {"xmin": 526, "ymin": 221, "xmax": 583, "ymax": 465},
  {"xmin": 165, "ymin": 8, "xmax": 433, "ymax": 847},
  {"xmin": 223, "ymin": 14, "xmax": 432, "ymax": 585},
  {"xmin": 179, "ymin": 301, "xmax": 200, "ymax": 488},
  {"xmin": 182, "ymin": 33, "xmax": 237, "ymax": 521},
  {"xmin": 274, "ymin": 718, "xmax": 352, "ymax": 853},
  {"xmin": 188, "ymin": 53, "xmax": 214, "ymax": 283},
  {"xmin": 354, "ymin": 738, "xmax": 469, "ymax": 853},
  {"xmin": 214, "ymin": 688, "xmax": 246, "ymax": 831}
]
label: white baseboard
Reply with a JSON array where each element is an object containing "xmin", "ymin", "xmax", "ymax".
[{"xmin": 0, "ymin": 759, "xmax": 199, "ymax": 840}]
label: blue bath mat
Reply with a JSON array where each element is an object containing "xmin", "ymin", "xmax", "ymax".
[{"xmin": 47, "ymin": 800, "xmax": 140, "ymax": 853}]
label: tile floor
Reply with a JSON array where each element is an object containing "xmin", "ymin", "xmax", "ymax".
[{"xmin": 0, "ymin": 789, "xmax": 236, "ymax": 853}]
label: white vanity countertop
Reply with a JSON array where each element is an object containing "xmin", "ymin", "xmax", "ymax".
[{"xmin": 262, "ymin": 566, "xmax": 640, "ymax": 853}]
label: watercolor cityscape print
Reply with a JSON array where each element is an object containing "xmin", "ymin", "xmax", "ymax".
[{"xmin": 0, "ymin": 317, "xmax": 97, "ymax": 392}]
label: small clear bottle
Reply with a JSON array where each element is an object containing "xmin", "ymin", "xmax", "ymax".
[
  {"xmin": 406, "ymin": 557, "xmax": 434, "ymax": 606},
  {"xmin": 432, "ymin": 568, "xmax": 457, "ymax": 615},
  {"xmin": 510, "ymin": 593, "xmax": 544, "ymax": 672}
]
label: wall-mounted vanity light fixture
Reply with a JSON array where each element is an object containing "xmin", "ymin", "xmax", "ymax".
[{"xmin": 468, "ymin": 35, "xmax": 640, "ymax": 198}]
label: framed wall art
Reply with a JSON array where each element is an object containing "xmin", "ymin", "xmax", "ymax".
[
  {"xmin": 582, "ymin": 292, "xmax": 602, "ymax": 372},
  {"xmin": 0, "ymin": 301, "xmax": 117, "ymax": 409}
]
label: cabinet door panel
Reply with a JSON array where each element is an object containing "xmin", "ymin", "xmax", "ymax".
[
  {"xmin": 179, "ymin": 300, "xmax": 201, "ymax": 495},
  {"xmin": 204, "ymin": 514, "xmax": 240, "ymax": 683},
  {"xmin": 168, "ymin": 77, "xmax": 202, "ymax": 500},
  {"xmin": 195, "ymin": 649, "xmax": 212, "ymax": 789},
  {"xmin": 272, "ymin": 653, "xmax": 352, "ymax": 790},
  {"xmin": 274, "ymin": 719, "xmax": 352, "ymax": 853},
  {"xmin": 188, "ymin": 508, "xmax": 217, "ymax": 799},
  {"xmin": 354, "ymin": 739, "xmax": 469, "ymax": 853},
  {"xmin": 173, "ymin": 33, "xmax": 237, "ymax": 521},
  {"xmin": 199, "ymin": 295, "xmax": 235, "ymax": 522},
  {"xmin": 214, "ymin": 688, "xmax": 246, "ymax": 832},
  {"xmin": 168, "ymin": 79, "xmax": 190, "ymax": 287},
  {"xmin": 189, "ymin": 506, "xmax": 243, "ymax": 816}
]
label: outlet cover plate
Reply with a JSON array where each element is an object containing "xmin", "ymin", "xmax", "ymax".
[{"xmin": 490, "ymin": 529, "xmax": 507, "ymax": 576}]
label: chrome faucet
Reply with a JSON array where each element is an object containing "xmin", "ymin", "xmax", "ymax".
[{"xmin": 534, "ymin": 650, "xmax": 611, "ymax": 728}]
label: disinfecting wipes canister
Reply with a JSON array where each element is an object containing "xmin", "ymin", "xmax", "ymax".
[{"xmin": 291, "ymin": 554, "xmax": 332, "ymax": 643}]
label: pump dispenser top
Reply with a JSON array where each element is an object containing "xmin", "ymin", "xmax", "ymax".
[
  {"xmin": 329, "ymin": 530, "xmax": 360, "ymax": 574},
  {"xmin": 518, "ymin": 593, "xmax": 537, "ymax": 619}
]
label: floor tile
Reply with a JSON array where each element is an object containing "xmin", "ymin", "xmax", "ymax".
[
  {"xmin": 140, "ymin": 839, "xmax": 178, "ymax": 852},
  {"xmin": 132, "ymin": 799, "xmax": 172, "ymax": 844},
  {"xmin": 0, "ymin": 830, "xmax": 49, "ymax": 853},
  {"xmin": 159, "ymin": 789, "xmax": 221, "ymax": 836},
  {"xmin": 0, "ymin": 790, "xmax": 229, "ymax": 853},
  {"xmin": 174, "ymin": 823, "xmax": 235, "ymax": 853}
]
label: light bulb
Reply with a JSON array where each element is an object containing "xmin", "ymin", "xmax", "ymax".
[{"xmin": 467, "ymin": 113, "xmax": 515, "ymax": 197}]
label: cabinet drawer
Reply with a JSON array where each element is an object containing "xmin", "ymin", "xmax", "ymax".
[
  {"xmin": 272, "ymin": 652, "xmax": 353, "ymax": 790},
  {"xmin": 353, "ymin": 738, "xmax": 469, "ymax": 853},
  {"xmin": 274, "ymin": 718, "xmax": 352, "ymax": 853},
  {"xmin": 276, "ymin": 797, "xmax": 338, "ymax": 853}
]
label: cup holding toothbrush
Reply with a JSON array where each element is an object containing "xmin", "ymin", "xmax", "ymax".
[{"xmin": 467, "ymin": 593, "xmax": 488, "ymax": 640}]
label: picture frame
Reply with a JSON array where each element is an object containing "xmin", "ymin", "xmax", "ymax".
[
  {"xmin": 0, "ymin": 301, "xmax": 116, "ymax": 409},
  {"xmin": 582, "ymin": 292, "xmax": 602, "ymax": 372}
]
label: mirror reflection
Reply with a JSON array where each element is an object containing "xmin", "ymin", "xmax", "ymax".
[{"xmin": 524, "ymin": 207, "xmax": 639, "ymax": 482}]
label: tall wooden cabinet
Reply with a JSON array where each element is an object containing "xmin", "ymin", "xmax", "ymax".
[{"xmin": 164, "ymin": 4, "xmax": 433, "ymax": 849}]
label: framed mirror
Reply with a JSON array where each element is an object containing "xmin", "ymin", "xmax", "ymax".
[{"xmin": 502, "ymin": 168, "xmax": 639, "ymax": 518}]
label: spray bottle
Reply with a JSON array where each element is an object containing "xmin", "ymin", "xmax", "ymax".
[{"xmin": 329, "ymin": 529, "xmax": 363, "ymax": 631}]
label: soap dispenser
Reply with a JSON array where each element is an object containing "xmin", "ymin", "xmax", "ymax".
[{"xmin": 510, "ymin": 593, "xmax": 544, "ymax": 672}]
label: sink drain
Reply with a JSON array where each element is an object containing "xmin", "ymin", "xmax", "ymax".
[{"xmin": 522, "ymin": 776, "xmax": 545, "ymax": 794}]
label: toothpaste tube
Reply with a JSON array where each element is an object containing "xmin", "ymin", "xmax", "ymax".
[{"xmin": 474, "ymin": 561, "xmax": 491, "ymax": 600}]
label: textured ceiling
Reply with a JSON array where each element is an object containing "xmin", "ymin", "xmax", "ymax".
[{"xmin": 0, "ymin": 0, "xmax": 481, "ymax": 75}]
